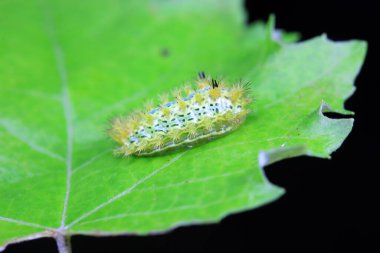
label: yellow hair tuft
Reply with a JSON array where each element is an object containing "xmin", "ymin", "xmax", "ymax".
[
  {"xmin": 177, "ymin": 99, "xmax": 187, "ymax": 111},
  {"xmin": 159, "ymin": 93, "xmax": 169, "ymax": 104},
  {"xmin": 209, "ymin": 87, "xmax": 221, "ymax": 100},
  {"xmin": 194, "ymin": 93, "xmax": 204, "ymax": 104}
]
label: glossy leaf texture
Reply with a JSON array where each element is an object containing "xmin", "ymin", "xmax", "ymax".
[{"xmin": 0, "ymin": 0, "xmax": 366, "ymax": 250}]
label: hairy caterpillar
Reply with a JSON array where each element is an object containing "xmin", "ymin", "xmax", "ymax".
[{"xmin": 108, "ymin": 72, "xmax": 252, "ymax": 156}]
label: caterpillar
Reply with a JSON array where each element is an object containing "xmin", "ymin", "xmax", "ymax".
[{"xmin": 108, "ymin": 72, "xmax": 252, "ymax": 156}]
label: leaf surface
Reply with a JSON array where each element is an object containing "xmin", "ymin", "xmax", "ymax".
[{"xmin": 0, "ymin": 0, "xmax": 366, "ymax": 249}]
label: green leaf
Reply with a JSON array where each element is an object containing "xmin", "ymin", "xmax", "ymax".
[{"xmin": 0, "ymin": 0, "xmax": 366, "ymax": 250}]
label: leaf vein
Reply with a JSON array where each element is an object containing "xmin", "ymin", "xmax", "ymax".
[
  {"xmin": 74, "ymin": 193, "xmax": 246, "ymax": 227},
  {"xmin": 0, "ymin": 216, "xmax": 55, "ymax": 231},
  {"xmin": 0, "ymin": 120, "xmax": 65, "ymax": 162},
  {"xmin": 66, "ymin": 151, "xmax": 188, "ymax": 229},
  {"xmin": 72, "ymin": 148, "xmax": 113, "ymax": 174},
  {"xmin": 43, "ymin": 3, "xmax": 74, "ymax": 230}
]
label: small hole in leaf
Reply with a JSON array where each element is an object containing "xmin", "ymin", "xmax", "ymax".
[{"xmin": 161, "ymin": 48, "xmax": 170, "ymax": 57}]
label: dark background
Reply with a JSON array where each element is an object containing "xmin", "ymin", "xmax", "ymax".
[{"xmin": 5, "ymin": 0, "xmax": 377, "ymax": 252}]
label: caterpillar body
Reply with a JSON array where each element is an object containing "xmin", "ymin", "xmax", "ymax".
[{"xmin": 109, "ymin": 73, "xmax": 252, "ymax": 156}]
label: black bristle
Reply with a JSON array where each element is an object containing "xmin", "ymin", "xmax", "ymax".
[
  {"xmin": 198, "ymin": 71, "xmax": 206, "ymax": 79},
  {"xmin": 212, "ymin": 79, "xmax": 219, "ymax": 89}
]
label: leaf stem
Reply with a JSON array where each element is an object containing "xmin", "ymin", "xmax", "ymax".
[{"xmin": 55, "ymin": 234, "xmax": 72, "ymax": 253}]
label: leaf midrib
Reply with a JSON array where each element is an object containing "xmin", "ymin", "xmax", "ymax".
[{"xmin": 42, "ymin": 2, "xmax": 73, "ymax": 231}]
